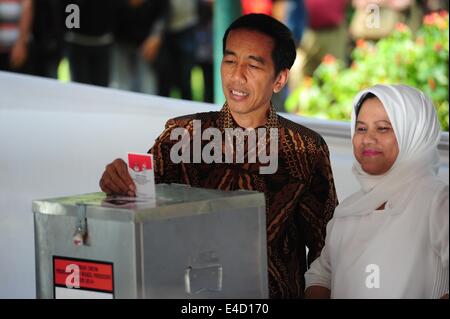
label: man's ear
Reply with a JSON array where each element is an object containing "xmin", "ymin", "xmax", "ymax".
[{"xmin": 273, "ymin": 68, "xmax": 289, "ymax": 93}]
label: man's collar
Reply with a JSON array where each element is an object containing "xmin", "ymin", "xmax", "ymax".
[{"xmin": 218, "ymin": 102, "xmax": 279, "ymax": 132}]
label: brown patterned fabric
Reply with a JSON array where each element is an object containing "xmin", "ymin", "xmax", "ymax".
[{"xmin": 148, "ymin": 104, "xmax": 338, "ymax": 298}]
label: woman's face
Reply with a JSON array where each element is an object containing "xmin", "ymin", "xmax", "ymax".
[{"xmin": 353, "ymin": 97, "xmax": 399, "ymax": 175}]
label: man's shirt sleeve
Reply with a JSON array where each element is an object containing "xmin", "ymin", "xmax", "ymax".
[
  {"xmin": 148, "ymin": 118, "xmax": 183, "ymax": 184},
  {"xmin": 299, "ymin": 138, "xmax": 338, "ymax": 266}
]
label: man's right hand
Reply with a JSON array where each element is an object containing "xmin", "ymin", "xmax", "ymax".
[{"xmin": 99, "ymin": 159, "xmax": 136, "ymax": 196}]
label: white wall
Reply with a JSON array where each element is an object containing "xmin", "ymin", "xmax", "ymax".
[{"xmin": 0, "ymin": 71, "xmax": 448, "ymax": 298}]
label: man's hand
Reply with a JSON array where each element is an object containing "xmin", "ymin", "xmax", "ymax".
[{"xmin": 99, "ymin": 159, "xmax": 136, "ymax": 196}]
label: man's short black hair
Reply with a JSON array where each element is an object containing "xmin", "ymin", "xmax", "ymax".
[{"xmin": 222, "ymin": 13, "xmax": 296, "ymax": 76}]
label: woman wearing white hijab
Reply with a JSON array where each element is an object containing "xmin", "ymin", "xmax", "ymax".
[{"xmin": 304, "ymin": 84, "xmax": 449, "ymax": 299}]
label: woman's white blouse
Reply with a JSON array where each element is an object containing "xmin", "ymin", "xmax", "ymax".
[{"xmin": 305, "ymin": 178, "xmax": 449, "ymax": 299}]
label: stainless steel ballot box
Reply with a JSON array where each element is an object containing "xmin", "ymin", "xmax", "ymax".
[{"xmin": 33, "ymin": 184, "xmax": 268, "ymax": 299}]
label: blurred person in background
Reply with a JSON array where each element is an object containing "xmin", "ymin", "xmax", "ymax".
[
  {"xmin": 194, "ymin": 0, "xmax": 214, "ymax": 103},
  {"xmin": 273, "ymin": 0, "xmax": 307, "ymax": 48},
  {"xmin": 272, "ymin": 0, "xmax": 307, "ymax": 112},
  {"xmin": 153, "ymin": 0, "xmax": 199, "ymax": 100},
  {"xmin": 241, "ymin": 0, "xmax": 272, "ymax": 15},
  {"xmin": 424, "ymin": 0, "xmax": 448, "ymax": 12},
  {"xmin": 300, "ymin": 0, "xmax": 349, "ymax": 77},
  {"xmin": 28, "ymin": 0, "xmax": 63, "ymax": 78},
  {"xmin": 350, "ymin": 0, "xmax": 423, "ymax": 41},
  {"xmin": 0, "ymin": 0, "xmax": 32, "ymax": 72},
  {"xmin": 62, "ymin": 0, "xmax": 120, "ymax": 87},
  {"xmin": 111, "ymin": 0, "xmax": 167, "ymax": 94}
]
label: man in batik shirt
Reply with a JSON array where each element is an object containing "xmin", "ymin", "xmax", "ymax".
[{"xmin": 100, "ymin": 14, "xmax": 338, "ymax": 298}]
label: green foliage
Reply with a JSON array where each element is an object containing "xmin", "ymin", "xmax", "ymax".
[{"xmin": 286, "ymin": 11, "xmax": 449, "ymax": 131}]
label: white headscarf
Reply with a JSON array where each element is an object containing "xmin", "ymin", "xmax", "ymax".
[{"xmin": 335, "ymin": 84, "xmax": 442, "ymax": 217}]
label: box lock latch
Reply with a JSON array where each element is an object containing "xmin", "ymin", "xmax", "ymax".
[{"xmin": 73, "ymin": 203, "xmax": 89, "ymax": 246}]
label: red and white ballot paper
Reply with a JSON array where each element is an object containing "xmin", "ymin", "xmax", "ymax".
[{"xmin": 127, "ymin": 152, "xmax": 156, "ymax": 199}]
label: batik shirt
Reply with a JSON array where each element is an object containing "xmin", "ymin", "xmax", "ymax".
[{"xmin": 149, "ymin": 104, "xmax": 338, "ymax": 298}]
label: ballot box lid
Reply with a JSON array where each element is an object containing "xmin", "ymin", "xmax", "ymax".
[{"xmin": 32, "ymin": 183, "xmax": 265, "ymax": 223}]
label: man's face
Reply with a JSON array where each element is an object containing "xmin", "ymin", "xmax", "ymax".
[{"xmin": 221, "ymin": 29, "xmax": 288, "ymax": 119}]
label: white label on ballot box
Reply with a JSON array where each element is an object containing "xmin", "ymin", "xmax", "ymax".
[{"xmin": 128, "ymin": 152, "xmax": 155, "ymax": 199}]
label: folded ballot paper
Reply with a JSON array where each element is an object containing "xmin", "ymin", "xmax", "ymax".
[{"xmin": 127, "ymin": 152, "xmax": 156, "ymax": 199}]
